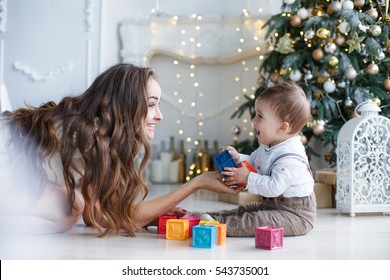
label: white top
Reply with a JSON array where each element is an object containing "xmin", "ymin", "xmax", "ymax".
[
  {"xmin": 0, "ymin": 117, "xmax": 82, "ymax": 187},
  {"xmin": 239, "ymin": 135, "xmax": 314, "ymax": 198}
]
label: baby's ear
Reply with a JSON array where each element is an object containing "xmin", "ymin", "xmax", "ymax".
[{"xmin": 279, "ymin": 121, "xmax": 291, "ymax": 133}]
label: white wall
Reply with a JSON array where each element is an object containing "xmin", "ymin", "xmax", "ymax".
[
  {"xmin": 100, "ymin": 0, "xmax": 283, "ymax": 70},
  {"xmin": 103, "ymin": 0, "xmax": 283, "ymax": 153},
  {"xmin": 0, "ymin": 0, "xmax": 101, "ymax": 108}
]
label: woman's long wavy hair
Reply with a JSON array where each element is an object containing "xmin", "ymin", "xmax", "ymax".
[{"xmin": 4, "ymin": 64, "xmax": 153, "ymax": 237}]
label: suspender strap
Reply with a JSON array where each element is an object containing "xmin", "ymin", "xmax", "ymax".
[{"xmin": 268, "ymin": 153, "xmax": 312, "ymax": 176}]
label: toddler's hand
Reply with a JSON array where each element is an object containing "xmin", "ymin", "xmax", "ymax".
[
  {"xmin": 222, "ymin": 166, "xmax": 250, "ymax": 187},
  {"xmin": 223, "ymin": 146, "xmax": 239, "ymax": 163}
]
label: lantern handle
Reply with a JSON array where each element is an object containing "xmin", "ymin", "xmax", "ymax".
[{"xmin": 354, "ymin": 99, "xmax": 381, "ymax": 117}]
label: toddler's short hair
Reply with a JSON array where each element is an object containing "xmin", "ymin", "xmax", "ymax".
[{"xmin": 257, "ymin": 82, "xmax": 311, "ymax": 134}]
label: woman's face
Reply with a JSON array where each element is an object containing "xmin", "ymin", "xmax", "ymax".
[{"xmin": 145, "ymin": 78, "xmax": 163, "ymax": 141}]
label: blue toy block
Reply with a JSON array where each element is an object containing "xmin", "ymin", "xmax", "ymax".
[
  {"xmin": 213, "ymin": 150, "xmax": 238, "ymax": 173},
  {"xmin": 192, "ymin": 225, "xmax": 217, "ymax": 248}
]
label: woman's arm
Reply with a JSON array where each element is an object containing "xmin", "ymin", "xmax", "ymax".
[{"xmin": 132, "ymin": 171, "xmax": 240, "ymax": 228}]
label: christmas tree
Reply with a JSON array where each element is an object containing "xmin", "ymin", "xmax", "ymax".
[{"xmin": 232, "ymin": 0, "xmax": 390, "ymax": 165}]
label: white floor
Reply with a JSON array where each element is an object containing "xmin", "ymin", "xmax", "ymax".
[{"xmin": 1, "ymin": 184, "xmax": 390, "ymax": 260}]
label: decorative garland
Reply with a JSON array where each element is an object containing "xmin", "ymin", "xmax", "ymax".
[
  {"xmin": 13, "ymin": 61, "xmax": 74, "ymax": 82},
  {"xmin": 0, "ymin": 0, "xmax": 7, "ymax": 33},
  {"xmin": 85, "ymin": 0, "xmax": 92, "ymax": 32}
]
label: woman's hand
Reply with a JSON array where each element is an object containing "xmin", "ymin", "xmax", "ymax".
[
  {"xmin": 164, "ymin": 207, "xmax": 187, "ymax": 218},
  {"xmin": 146, "ymin": 207, "xmax": 187, "ymax": 227},
  {"xmin": 194, "ymin": 171, "xmax": 244, "ymax": 194}
]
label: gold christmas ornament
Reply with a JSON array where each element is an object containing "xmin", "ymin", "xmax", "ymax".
[
  {"xmin": 353, "ymin": 0, "xmax": 365, "ymax": 8},
  {"xmin": 326, "ymin": 67, "xmax": 337, "ymax": 76},
  {"xmin": 324, "ymin": 152, "xmax": 335, "ymax": 164},
  {"xmin": 313, "ymin": 90, "xmax": 324, "ymax": 100},
  {"xmin": 300, "ymin": 134, "xmax": 308, "ymax": 145},
  {"xmin": 366, "ymin": 63, "xmax": 379, "ymax": 75},
  {"xmin": 270, "ymin": 72, "xmax": 280, "ymax": 82},
  {"xmin": 274, "ymin": 34, "xmax": 295, "ymax": 54},
  {"xmin": 328, "ymin": 56, "xmax": 339, "ymax": 67},
  {"xmin": 335, "ymin": 35, "xmax": 345, "ymax": 46},
  {"xmin": 365, "ymin": 8, "xmax": 379, "ymax": 20},
  {"xmin": 279, "ymin": 68, "xmax": 287, "ymax": 76},
  {"xmin": 371, "ymin": 97, "xmax": 381, "ymax": 107},
  {"xmin": 384, "ymin": 78, "xmax": 390, "ymax": 91},
  {"xmin": 317, "ymin": 76, "xmax": 329, "ymax": 84},
  {"xmin": 290, "ymin": 15, "xmax": 302, "ymax": 27},
  {"xmin": 346, "ymin": 33, "xmax": 364, "ymax": 53},
  {"xmin": 312, "ymin": 6, "xmax": 324, "ymax": 16},
  {"xmin": 383, "ymin": 15, "xmax": 390, "ymax": 23},
  {"xmin": 369, "ymin": 25, "xmax": 382, "ymax": 37},
  {"xmin": 384, "ymin": 41, "xmax": 390, "ymax": 53},
  {"xmin": 312, "ymin": 123, "xmax": 325, "ymax": 136},
  {"xmin": 316, "ymin": 28, "xmax": 330, "ymax": 39},
  {"xmin": 312, "ymin": 48, "xmax": 324, "ymax": 60}
]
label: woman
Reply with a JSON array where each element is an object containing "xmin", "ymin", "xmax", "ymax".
[{"xmin": 0, "ymin": 64, "xmax": 238, "ymax": 236}]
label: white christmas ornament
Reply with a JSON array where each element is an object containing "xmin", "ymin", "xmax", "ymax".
[
  {"xmin": 305, "ymin": 30, "xmax": 315, "ymax": 39},
  {"xmin": 377, "ymin": 52, "xmax": 385, "ymax": 60},
  {"xmin": 342, "ymin": 0, "xmax": 354, "ymax": 10},
  {"xmin": 324, "ymin": 42, "xmax": 337, "ymax": 53},
  {"xmin": 289, "ymin": 70, "xmax": 302, "ymax": 81},
  {"xmin": 284, "ymin": 0, "xmax": 295, "ymax": 4},
  {"xmin": 337, "ymin": 100, "xmax": 390, "ymax": 216},
  {"xmin": 344, "ymin": 67, "xmax": 357, "ymax": 80},
  {"xmin": 324, "ymin": 80, "xmax": 336, "ymax": 93},
  {"xmin": 304, "ymin": 70, "xmax": 313, "ymax": 80},
  {"xmin": 369, "ymin": 25, "xmax": 382, "ymax": 37},
  {"xmin": 339, "ymin": 22, "xmax": 351, "ymax": 34},
  {"xmin": 297, "ymin": 8, "xmax": 309, "ymax": 19},
  {"xmin": 330, "ymin": 1, "xmax": 342, "ymax": 13}
]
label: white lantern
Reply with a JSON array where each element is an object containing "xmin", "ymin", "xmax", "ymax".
[{"xmin": 336, "ymin": 100, "xmax": 390, "ymax": 216}]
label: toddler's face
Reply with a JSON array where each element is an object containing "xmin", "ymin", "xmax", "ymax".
[{"xmin": 251, "ymin": 100, "xmax": 283, "ymax": 147}]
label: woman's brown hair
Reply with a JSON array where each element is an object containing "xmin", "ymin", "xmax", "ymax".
[{"xmin": 4, "ymin": 64, "xmax": 153, "ymax": 236}]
